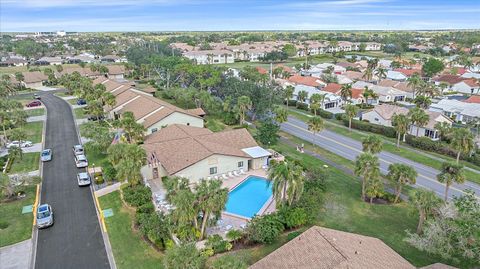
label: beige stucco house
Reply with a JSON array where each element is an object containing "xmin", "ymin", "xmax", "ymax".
[
  {"xmin": 141, "ymin": 124, "xmax": 271, "ymax": 184},
  {"xmin": 361, "ymin": 104, "xmax": 409, "ymax": 127}
]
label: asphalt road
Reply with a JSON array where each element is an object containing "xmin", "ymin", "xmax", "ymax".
[
  {"xmin": 35, "ymin": 93, "xmax": 110, "ymax": 269},
  {"xmin": 282, "ymin": 116, "xmax": 480, "ymax": 200}
]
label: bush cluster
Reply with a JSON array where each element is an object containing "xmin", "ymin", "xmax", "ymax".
[
  {"xmin": 343, "ymin": 119, "xmax": 397, "ymax": 138},
  {"xmin": 245, "ymin": 214, "xmax": 284, "ymax": 244},
  {"xmin": 205, "ymin": 234, "xmax": 232, "ymax": 254},
  {"xmin": 296, "ymin": 102, "xmax": 309, "ymax": 110},
  {"xmin": 123, "ymin": 185, "xmax": 152, "ymax": 207},
  {"xmin": 285, "ymin": 100, "xmax": 297, "ymax": 107}
]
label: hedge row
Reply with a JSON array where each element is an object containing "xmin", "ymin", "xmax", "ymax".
[{"xmin": 343, "ymin": 119, "xmax": 397, "ymax": 138}]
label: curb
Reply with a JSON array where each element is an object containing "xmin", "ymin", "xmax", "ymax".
[{"xmin": 65, "ymin": 96, "xmax": 117, "ymax": 269}]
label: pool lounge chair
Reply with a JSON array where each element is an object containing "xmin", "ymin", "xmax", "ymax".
[
  {"xmin": 233, "ymin": 170, "xmax": 240, "ymax": 176},
  {"xmin": 222, "ymin": 174, "xmax": 228, "ymax": 180},
  {"xmin": 239, "ymin": 169, "xmax": 246, "ymax": 175},
  {"xmin": 228, "ymin": 171, "xmax": 234, "ymax": 177}
]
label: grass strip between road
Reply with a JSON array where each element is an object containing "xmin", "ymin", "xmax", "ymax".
[
  {"xmin": 24, "ymin": 121, "xmax": 43, "ymax": 144},
  {"xmin": 287, "ymin": 108, "xmax": 480, "ymax": 184},
  {"xmin": 9, "ymin": 153, "xmax": 40, "ymax": 174},
  {"xmin": 25, "ymin": 108, "xmax": 45, "ymax": 117}
]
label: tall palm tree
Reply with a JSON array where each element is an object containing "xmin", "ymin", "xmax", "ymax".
[
  {"xmin": 236, "ymin": 95, "xmax": 252, "ymax": 124},
  {"xmin": 354, "ymin": 152, "xmax": 380, "ymax": 201},
  {"xmin": 434, "ymin": 122, "xmax": 452, "ymax": 141},
  {"xmin": 274, "ymin": 106, "xmax": 288, "ymax": 124},
  {"xmin": 268, "ymin": 160, "xmax": 305, "ymax": 206},
  {"xmin": 344, "ymin": 104, "xmax": 358, "ymax": 132},
  {"xmin": 340, "ymin": 84, "xmax": 352, "ymax": 103},
  {"xmin": 410, "ymin": 189, "xmax": 442, "ymax": 234},
  {"xmin": 407, "ymin": 74, "xmax": 422, "ymax": 99},
  {"xmin": 195, "ymin": 179, "xmax": 228, "ymax": 239},
  {"xmin": 284, "ymin": 85, "xmax": 294, "ymax": 109},
  {"xmin": 413, "ymin": 95, "xmax": 432, "ymax": 109},
  {"xmin": 307, "ymin": 116, "xmax": 325, "ymax": 146},
  {"xmin": 0, "ymin": 173, "xmax": 15, "ymax": 199},
  {"xmin": 309, "ymin": 93, "xmax": 322, "ymax": 116},
  {"xmin": 451, "ymin": 128, "xmax": 475, "ymax": 163},
  {"xmin": 392, "ymin": 113, "xmax": 410, "ymax": 147},
  {"xmin": 362, "ymin": 135, "xmax": 383, "ymax": 154},
  {"xmin": 437, "ymin": 162, "xmax": 465, "ymax": 201},
  {"xmin": 362, "ymin": 68, "xmax": 373, "ymax": 82},
  {"xmin": 408, "ymin": 108, "xmax": 429, "ymax": 137},
  {"xmin": 120, "ymin": 111, "xmax": 146, "ymax": 144},
  {"xmin": 296, "ymin": 90, "xmax": 308, "ymax": 107},
  {"xmin": 387, "ymin": 163, "xmax": 417, "ymax": 203},
  {"xmin": 374, "ymin": 67, "xmax": 387, "ymax": 81}
]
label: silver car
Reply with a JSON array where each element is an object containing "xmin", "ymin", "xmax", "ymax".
[
  {"xmin": 75, "ymin": 154, "xmax": 88, "ymax": 168},
  {"xmin": 72, "ymin": 144, "xmax": 84, "ymax": 156},
  {"xmin": 77, "ymin": 172, "xmax": 91, "ymax": 186},
  {"xmin": 41, "ymin": 149, "xmax": 52, "ymax": 162},
  {"xmin": 37, "ymin": 204, "xmax": 54, "ymax": 229},
  {"xmin": 7, "ymin": 140, "xmax": 33, "ymax": 149}
]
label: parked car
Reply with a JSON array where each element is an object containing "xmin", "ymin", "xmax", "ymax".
[
  {"xmin": 72, "ymin": 145, "xmax": 84, "ymax": 156},
  {"xmin": 77, "ymin": 172, "xmax": 91, "ymax": 186},
  {"xmin": 26, "ymin": 100, "xmax": 42, "ymax": 107},
  {"xmin": 41, "ymin": 149, "xmax": 52, "ymax": 162},
  {"xmin": 87, "ymin": 115, "xmax": 104, "ymax": 121},
  {"xmin": 7, "ymin": 140, "xmax": 33, "ymax": 149},
  {"xmin": 76, "ymin": 99, "xmax": 87, "ymax": 105},
  {"xmin": 75, "ymin": 154, "xmax": 88, "ymax": 168},
  {"xmin": 36, "ymin": 204, "xmax": 54, "ymax": 229},
  {"xmin": 33, "ymin": 93, "xmax": 41, "ymax": 100}
]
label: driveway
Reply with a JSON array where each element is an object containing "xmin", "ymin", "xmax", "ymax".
[
  {"xmin": 34, "ymin": 92, "xmax": 109, "ymax": 269},
  {"xmin": 0, "ymin": 239, "xmax": 32, "ymax": 269},
  {"xmin": 282, "ymin": 117, "xmax": 480, "ymax": 200}
]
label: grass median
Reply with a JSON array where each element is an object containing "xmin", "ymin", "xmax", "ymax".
[
  {"xmin": 98, "ymin": 191, "xmax": 163, "ymax": 269},
  {"xmin": 24, "ymin": 121, "xmax": 43, "ymax": 144},
  {"xmin": 9, "ymin": 153, "xmax": 40, "ymax": 174},
  {"xmin": 0, "ymin": 185, "xmax": 36, "ymax": 247}
]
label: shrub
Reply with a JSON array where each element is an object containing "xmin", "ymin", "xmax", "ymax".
[
  {"xmin": 211, "ymin": 255, "xmax": 248, "ymax": 269},
  {"xmin": 94, "ymin": 175, "xmax": 104, "ymax": 185},
  {"xmin": 226, "ymin": 229, "xmax": 243, "ymax": 243},
  {"xmin": 335, "ymin": 113, "xmax": 345, "ymax": 121},
  {"xmin": 344, "ymin": 119, "xmax": 396, "ymax": 138},
  {"xmin": 137, "ymin": 202, "xmax": 155, "ymax": 214},
  {"xmin": 205, "ymin": 234, "xmax": 232, "ymax": 254},
  {"xmin": 287, "ymin": 231, "xmax": 302, "ymax": 241},
  {"xmin": 103, "ymin": 163, "xmax": 117, "ymax": 182},
  {"xmin": 163, "ymin": 243, "xmax": 206, "ymax": 269},
  {"xmin": 136, "ymin": 212, "xmax": 170, "ymax": 250},
  {"xmin": 278, "ymin": 207, "xmax": 308, "ymax": 229},
  {"xmin": 296, "ymin": 102, "xmax": 309, "ymax": 110},
  {"xmin": 285, "ymin": 100, "xmax": 297, "ymax": 107},
  {"xmin": 122, "ymin": 185, "xmax": 152, "ymax": 207},
  {"xmin": 312, "ymin": 109, "xmax": 334, "ymax": 119},
  {"xmin": 245, "ymin": 214, "xmax": 284, "ymax": 244}
]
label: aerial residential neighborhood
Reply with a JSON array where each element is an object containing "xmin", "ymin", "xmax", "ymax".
[{"xmin": 0, "ymin": 1, "xmax": 479, "ymax": 269}]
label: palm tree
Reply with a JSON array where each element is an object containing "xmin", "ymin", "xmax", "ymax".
[
  {"xmin": 407, "ymin": 74, "xmax": 422, "ymax": 98},
  {"xmin": 0, "ymin": 173, "xmax": 15, "ymax": 199},
  {"xmin": 307, "ymin": 116, "xmax": 325, "ymax": 146},
  {"xmin": 309, "ymin": 93, "xmax": 323, "ymax": 116},
  {"xmin": 120, "ymin": 112, "xmax": 146, "ymax": 144},
  {"xmin": 362, "ymin": 135, "xmax": 383, "ymax": 154},
  {"xmin": 284, "ymin": 85, "xmax": 294, "ymax": 109},
  {"xmin": 451, "ymin": 128, "xmax": 475, "ymax": 164},
  {"xmin": 274, "ymin": 106, "xmax": 288, "ymax": 124},
  {"xmin": 344, "ymin": 104, "xmax": 358, "ymax": 132},
  {"xmin": 340, "ymin": 84, "xmax": 352, "ymax": 103},
  {"xmin": 408, "ymin": 108, "xmax": 429, "ymax": 137},
  {"xmin": 354, "ymin": 152, "xmax": 380, "ymax": 201},
  {"xmin": 437, "ymin": 162, "xmax": 465, "ymax": 201},
  {"xmin": 413, "ymin": 95, "xmax": 431, "ymax": 109},
  {"xmin": 296, "ymin": 90, "xmax": 308, "ymax": 107},
  {"xmin": 375, "ymin": 67, "xmax": 387, "ymax": 81},
  {"xmin": 387, "ymin": 163, "xmax": 417, "ymax": 203},
  {"xmin": 195, "ymin": 179, "xmax": 228, "ymax": 239},
  {"xmin": 410, "ymin": 189, "xmax": 442, "ymax": 234},
  {"xmin": 236, "ymin": 95, "xmax": 252, "ymax": 124},
  {"xmin": 268, "ymin": 160, "xmax": 305, "ymax": 206},
  {"xmin": 434, "ymin": 122, "xmax": 452, "ymax": 141},
  {"xmin": 8, "ymin": 146, "xmax": 23, "ymax": 161},
  {"xmin": 362, "ymin": 68, "xmax": 373, "ymax": 82},
  {"xmin": 114, "ymin": 145, "xmax": 146, "ymax": 185},
  {"xmin": 392, "ymin": 113, "xmax": 410, "ymax": 147}
]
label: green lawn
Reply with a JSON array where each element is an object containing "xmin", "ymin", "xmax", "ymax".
[
  {"xmin": 85, "ymin": 148, "xmax": 109, "ymax": 168},
  {"xmin": 287, "ymin": 108, "xmax": 480, "ymax": 184},
  {"xmin": 9, "ymin": 153, "xmax": 40, "ymax": 174},
  {"xmin": 99, "ymin": 191, "xmax": 164, "ymax": 269},
  {"xmin": 68, "ymin": 98, "xmax": 79, "ymax": 105},
  {"xmin": 25, "ymin": 108, "xmax": 45, "ymax": 117},
  {"xmin": 74, "ymin": 107, "xmax": 87, "ymax": 119},
  {"xmin": 205, "ymin": 116, "xmax": 227, "ymax": 132},
  {"xmin": 0, "ymin": 185, "xmax": 36, "ymax": 247},
  {"xmin": 24, "ymin": 121, "xmax": 43, "ymax": 144}
]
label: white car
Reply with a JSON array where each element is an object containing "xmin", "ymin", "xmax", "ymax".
[
  {"xmin": 77, "ymin": 172, "xmax": 91, "ymax": 186},
  {"xmin": 75, "ymin": 154, "xmax": 88, "ymax": 168},
  {"xmin": 72, "ymin": 145, "xmax": 84, "ymax": 156},
  {"xmin": 7, "ymin": 140, "xmax": 33, "ymax": 149}
]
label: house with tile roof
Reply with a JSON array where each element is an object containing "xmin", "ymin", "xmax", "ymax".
[
  {"xmin": 18, "ymin": 71, "xmax": 48, "ymax": 88},
  {"xmin": 451, "ymin": 79, "xmax": 479, "ymax": 95},
  {"xmin": 141, "ymin": 124, "xmax": 271, "ymax": 183},
  {"xmin": 353, "ymin": 81, "xmax": 406, "ymax": 102},
  {"xmin": 250, "ymin": 226, "xmax": 415, "ymax": 269},
  {"xmin": 430, "ymin": 99, "xmax": 480, "ymax": 124}
]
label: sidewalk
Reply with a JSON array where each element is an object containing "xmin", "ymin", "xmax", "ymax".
[
  {"xmin": 27, "ymin": 115, "xmax": 46, "ymax": 123},
  {"xmin": 0, "ymin": 239, "xmax": 32, "ymax": 269}
]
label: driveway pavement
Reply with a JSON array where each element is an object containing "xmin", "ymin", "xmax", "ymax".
[
  {"xmin": 34, "ymin": 92, "xmax": 109, "ymax": 269},
  {"xmin": 0, "ymin": 239, "xmax": 32, "ymax": 269},
  {"xmin": 282, "ymin": 117, "xmax": 480, "ymax": 200},
  {"xmin": 0, "ymin": 143, "xmax": 42, "ymax": 157},
  {"xmin": 27, "ymin": 115, "xmax": 46, "ymax": 123}
]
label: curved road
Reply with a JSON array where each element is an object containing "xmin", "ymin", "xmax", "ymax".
[
  {"xmin": 35, "ymin": 93, "xmax": 109, "ymax": 269},
  {"xmin": 282, "ymin": 117, "xmax": 480, "ymax": 200}
]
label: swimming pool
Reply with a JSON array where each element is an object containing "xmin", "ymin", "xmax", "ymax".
[{"xmin": 225, "ymin": 176, "xmax": 272, "ymax": 218}]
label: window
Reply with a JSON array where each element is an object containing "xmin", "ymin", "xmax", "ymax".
[
  {"xmin": 209, "ymin": 167, "xmax": 217, "ymax": 175},
  {"xmin": 187, "ymin": 123, "xmax": 190, "ymax": 126},
  {"xmin": 374, "ymin": 117, "xmax": 379, "ymax": 122},
  {"xmin": 151, "ymin": 128, "xmax": 158, "ymax": 133},
  {"xmin": 238, "ymin": 161, "xmax": 244, "ymax": 168}
]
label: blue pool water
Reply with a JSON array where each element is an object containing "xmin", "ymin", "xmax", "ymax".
[{"xmin": 225, "ymin": 176, "xmax": 272, "ymax": 218}]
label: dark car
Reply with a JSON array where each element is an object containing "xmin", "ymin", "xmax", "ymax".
[
  {"xmin": 33, "ymin": 93, "xmax": 41, "ymax": 100},
  {"xmin": 88, "ymin": 115, "xmax": 104, "ymax": 121},
  {"xmin": 76, "ymin": 99, "xmax": 87, "ymax": 105},
  {"xmin": 26, "ymin": 100, "xmax": 42, "ymax": 107}
]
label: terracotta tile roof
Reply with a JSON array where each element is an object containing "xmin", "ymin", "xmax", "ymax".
[
  {"xmin": 464, "ymin": 95, "xmax": 480, "ymax": 104},
  {"xmin": 378, "ymin": 80, "xmax": 414, "ymax": 93},
  {"xmin": 143, "ymin": 125, "xmax": 258, "ymax": 174},
  {"xmin": 371, "ymin": 104, "xmax": 409, "ymax": 120},
  {"xmin": 106, "ymin": 65, "xmax": 125, "ymax": 75},
  {"xmin": 323, "ymin": 83, "xmax": 342, "ymax": 94},
  {"xmin": 288, "ymin": 75, "xmax": 323, "ymax": 87},
  {"xmin": 186, "ymin": 107, "xmax": 206, "ymax": 117},
  {"xmin": 22, "ymin": 71, "xmax": 48, "ymax": 83},
  {"xmin": 343, "ymin": 71, "xmax": 364, "ymax": 81},
  {"xmin": 394, "ymin": 68, "xmax": 422, "ymax": 77},
  {"xmin": 274, "ymin": 64, "xmax": 293, "ymax": 73},
  {"xmin": 250, "ymin": 226, "xmax": 415, "ymax": 269},
  {"xmin": 351, "ymin": 88, "xmax": 364, "ymax": 99},
  {"xmin": 434, "ymin": 74, "xmax": 464, "ymax": 85},
  {"xmin": 462, "ymin": 79, "xmax": 479, "ymax": 87}
]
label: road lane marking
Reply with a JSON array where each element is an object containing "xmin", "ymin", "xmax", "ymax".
[{"xmin": 284, "ymin": 121, "xmax": 477, "ymax": 198}]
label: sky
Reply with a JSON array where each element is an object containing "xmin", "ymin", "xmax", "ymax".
[{"xmin": 1, "ymin": 0, "xmax": 480, "ymax": 32}]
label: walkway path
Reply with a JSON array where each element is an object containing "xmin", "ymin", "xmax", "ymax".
[{"xmin": 0, "ymin": 239, "xmax": 32, "ymax": 269}]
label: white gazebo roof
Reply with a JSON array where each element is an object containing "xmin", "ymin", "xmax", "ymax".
[{"xmin": 242, "ymin": 146, "xmax": 272, "ymax": 159}]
